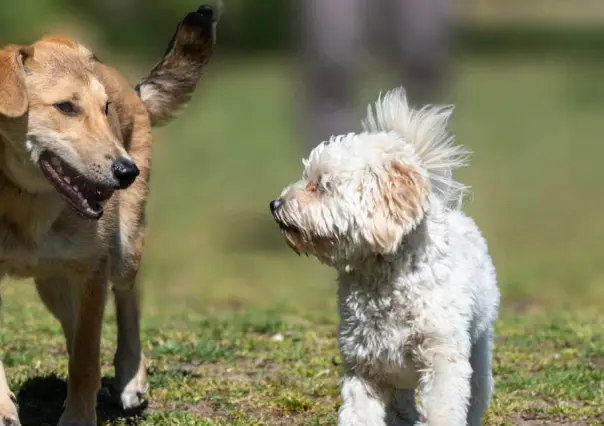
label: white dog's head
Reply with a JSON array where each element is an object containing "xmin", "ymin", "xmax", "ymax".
[
  {"xmin": 270, "ymin": 132, "xmax": 429, "ymax": 265},
  {"xmin": 270, "ymin": 88, "xmax": 469, "ymax": 268}
]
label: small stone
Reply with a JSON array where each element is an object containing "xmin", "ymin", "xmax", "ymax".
[{"xmin": 271, "ymin": 333, "xmax": 284, "ymax": 342}]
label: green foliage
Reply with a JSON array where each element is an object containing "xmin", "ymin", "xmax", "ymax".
[
  {"xmin": 3, "ymin": 0, "xmax": 604, "ymax": 61},
  {"xmin": 0, "ymin": 0, "xmax": 293, "ymax": 58},
  {"xmin": 2, "ymin": 285, "xmax": 602, "ymax": 424}
]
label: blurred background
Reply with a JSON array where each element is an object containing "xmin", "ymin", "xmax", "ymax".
[{"xmin": 3, "ymin": 0, "xmax": 604, "ymax": 318}]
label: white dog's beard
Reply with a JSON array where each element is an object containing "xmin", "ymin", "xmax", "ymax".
[
  {"xmin": 279, "ymin": 226, "xmax": 342, "ymax": 263},
  {"xmin": 282, "ymin": 230, "xmax": 303, "ymax": 255}
]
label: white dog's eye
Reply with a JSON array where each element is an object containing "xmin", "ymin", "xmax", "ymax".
[
  {"xmin": 305, "ymin": 176, "xmax": 333, "ymax": 194},
  {"xmin": 305, "ymin": 181, "xmax": 318, "ymax": 192}
]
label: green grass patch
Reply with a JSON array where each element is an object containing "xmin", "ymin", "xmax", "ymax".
[{"xmin": 1, "ymin": 54, "xmax": 603, "ymax": 424}]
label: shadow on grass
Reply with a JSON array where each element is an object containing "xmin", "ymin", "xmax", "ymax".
[{"xmin": 16, "ymin": 375, "xmax": 147, "ymax": 426}]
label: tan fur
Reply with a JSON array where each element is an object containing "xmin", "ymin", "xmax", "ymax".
[
  {"xmin": 364, "ymin": 163, "xmax": 428, "ymax": 254},
  {"xmin": 136, "ymin": 3, "xmax": 219, "ymax": 126},
  {"xmin": 0, "ymin": 47, "xmax": 30, "ymax": 119},
  {"xmin": 0, "ymin": 5, "xmax": 218, "ymax": 425}
]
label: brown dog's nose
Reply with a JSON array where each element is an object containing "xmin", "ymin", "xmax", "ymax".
[
  {"xmin": 112, "ymin": 157, "xmax": 139, "ymax": 189},
  {"xmin": 270, "ymin": 198, "xmax": 283, "ymax": 214}
]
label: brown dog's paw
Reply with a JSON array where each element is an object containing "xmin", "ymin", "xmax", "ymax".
[
  {"xmin": 0, "ymin": 416, "xmax": 20, "ymax": 426},
  {"xmin": 0, "ymin": 394, "xmax": 20, "ymax": 426}
]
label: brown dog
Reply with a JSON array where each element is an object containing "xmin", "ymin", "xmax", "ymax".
[{"xmin": 0, "ymin": 4, "xmax": 218, "ymax": 425}]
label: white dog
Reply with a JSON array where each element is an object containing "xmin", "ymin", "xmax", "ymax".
[{"xmin": 270, "ymin": 88, "xmax": 500, "ymax": 426}]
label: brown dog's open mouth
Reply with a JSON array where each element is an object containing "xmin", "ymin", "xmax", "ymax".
[{"xmin": 39, "ymin": 151, "xmax": 115, "ymax": 220}]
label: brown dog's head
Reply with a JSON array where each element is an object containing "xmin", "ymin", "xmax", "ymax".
[{"xmin": 0, "ymin": 37, "xmax": 139, "ymax": 219}]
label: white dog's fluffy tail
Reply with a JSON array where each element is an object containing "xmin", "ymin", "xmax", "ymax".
[{"xmin": 362, "ymin": 87, "xmax": 470, "ymax": 210}]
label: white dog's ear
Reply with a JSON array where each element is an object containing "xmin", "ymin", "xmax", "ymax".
[{"xmin": 363, "ymin": 162, "xmax": 427, "ymax": 254}]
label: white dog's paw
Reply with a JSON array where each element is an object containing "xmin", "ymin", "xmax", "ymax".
[{"xmin": 338, "ymin": 411, "xmax": 381, "ymax": 426}]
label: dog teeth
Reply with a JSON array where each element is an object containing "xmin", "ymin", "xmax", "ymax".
[
  {"xmin": 51, "ymin": 157, "xmax": 64, "ymax": 174},
  {"xmin": 73, "ymin": 185, "xmax": 79, "ymax": 193},
  {"xmin": 47, "ymin": 156, "xmax": 67, "ymax": 174},
  {"xmin": 64, "ymin": 176, "xmax": 71, "ymax": 184}
]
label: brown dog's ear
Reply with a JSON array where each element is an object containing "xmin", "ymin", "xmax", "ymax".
[
  {"xmin": 0, "ymin": 45, "xmax": 31, "ymax": 119},
  {"xmin": 363, "ymin": 162, "xmax": 428, "ymax": 254}
]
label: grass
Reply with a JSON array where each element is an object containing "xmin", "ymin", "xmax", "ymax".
[{"xmin": 2, "ymin": 53, "xmax": 604, "ymax": 425}]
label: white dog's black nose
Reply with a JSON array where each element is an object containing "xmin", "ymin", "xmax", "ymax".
[
  {"xmin": 112, "ymin": 157, "xmax": 140, "ymax": 189},
  {"xmin": 270, "ymin": 198, "xmax": 283, "ymax": 214}
]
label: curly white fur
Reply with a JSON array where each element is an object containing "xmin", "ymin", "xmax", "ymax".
[
  {"xmin": 271, "ymin": 87, "xmax": 500, "ymax": 426},
  {"xmin": 363, "ymin": 88, "xmax": 471, "ymax": 210}
]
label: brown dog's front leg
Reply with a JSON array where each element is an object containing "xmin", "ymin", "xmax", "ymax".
[
  {"xmin": 0, "ymin": 284, "xmax": 20, "ymax": 425},
  {"xmin": 113, "ymin": 277, "xmax": 147, "ymax": 410},
  {"xmin": 58, "ymin": 258, "xmax": 109, "ymax": 426}
]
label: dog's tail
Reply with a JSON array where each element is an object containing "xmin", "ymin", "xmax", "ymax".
[
  {"xmin": 362, "ymin": 87, "xmax": 470, "ymax": 210},
  {"xmin": 135, "ymin": 2, "xmax": 221, "ymax": 127}
]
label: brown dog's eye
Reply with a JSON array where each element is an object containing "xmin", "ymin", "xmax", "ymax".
[
  {"xmin": 105, "ymin": 101, "xmax": 111, "ymax": 115},
  {"xmin": 54, "ymin": 102, "xmax": 79, "ymax": 116}
]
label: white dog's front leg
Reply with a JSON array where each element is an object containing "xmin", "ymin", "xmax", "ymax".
[
  {"xmin": 338, "ymin": 374, "xmax": 389, "ymax": 426},
  {"xmin": 416, "ymin": 353, "xmax": 472, "ymax": 426}
]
